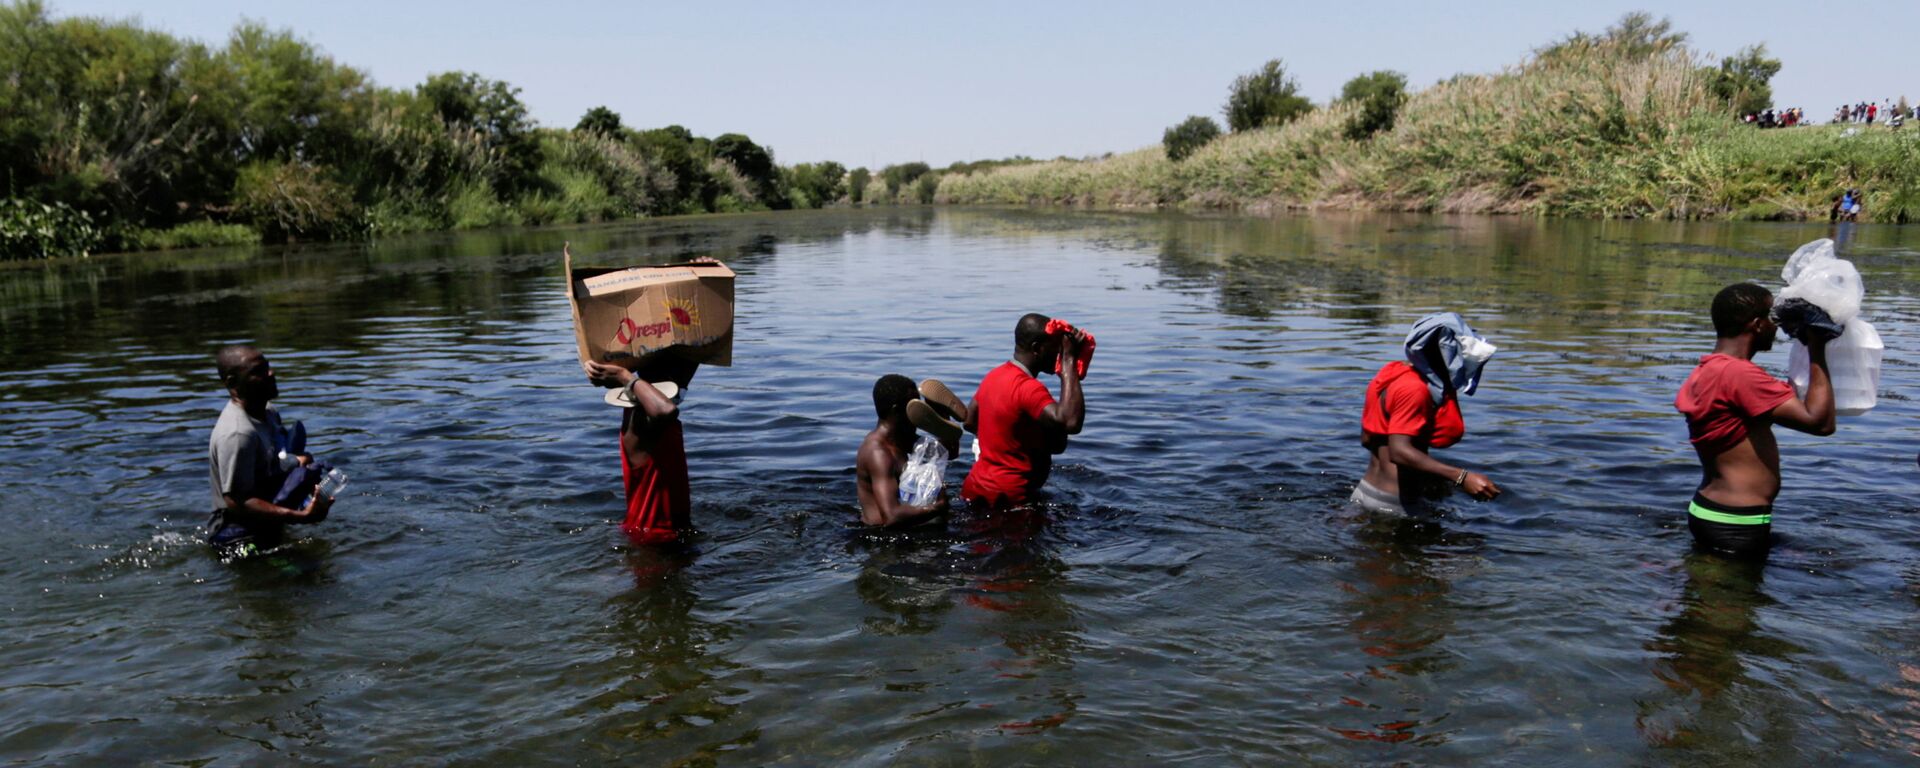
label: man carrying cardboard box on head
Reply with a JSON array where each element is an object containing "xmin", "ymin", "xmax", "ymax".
[{"xmin": 566, "ymin": 244, "xmax": 734, "ymax": 545}]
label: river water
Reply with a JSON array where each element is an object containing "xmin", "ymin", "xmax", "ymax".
[{"xmin": 2, "ymin": 208, "xmax": 1918, "ymax": 765}]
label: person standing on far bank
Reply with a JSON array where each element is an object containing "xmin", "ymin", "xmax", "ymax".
[
  {"xmin": 1675, "ymin": 284, "xmax": 1836, "ymax": 560},
  {"xmin": 206, "ymin": 345, "xmax": 332, "ymax": 556}
]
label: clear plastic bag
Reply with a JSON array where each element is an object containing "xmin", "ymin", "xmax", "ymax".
[
  {"xmin": 1778, "ymin": 252, "xmax": 1864, "ymax": 325},
  {"xmin": 897, "ymin": 434, "xmax": 948, "ymax": 508},
  {"xmin": 1780, "ymin": 238, "xmax": 1836, "ymax": 284},
  {"xmin": 1787, "ymin": 318, "xmax": 1882, "ymax": 416}
]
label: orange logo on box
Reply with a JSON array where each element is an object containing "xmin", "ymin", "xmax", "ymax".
[
  {"xmin": 612, "ymin": 317, "xmax": 671, "ymax": 346},
  {"xmin": 665, "ymin": 297, "xmax": 699, "ymax": 329}
]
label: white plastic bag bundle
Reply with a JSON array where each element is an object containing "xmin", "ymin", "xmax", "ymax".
[
  {"xmin": 897, "ymin": 434, "xmax": 949, "ymax": 508},
  {"xmin": 1777, "ymin": 238, "xmax": 1880, "ymax": 414},
  {"xmin": 1787, "ymin": 318, "xmax": 1883, "ymax": 416},
  {"xmin": 1780, "ymin": 239, "xmax": 1836, "ymax": 284},
  {"xmin": 1777, "ymin": 239, "xmax": 1864, "ymax": 324}
]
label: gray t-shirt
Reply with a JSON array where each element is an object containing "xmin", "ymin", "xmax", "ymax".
[{"xmin": 208, "ymin": 400, "xmax": 281, "ymax": 513}]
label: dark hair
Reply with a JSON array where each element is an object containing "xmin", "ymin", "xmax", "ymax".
[
  {"xmin": 1014, "ymin": 312, "xmax": 1052, "ymax": 352},
  {"xmin": 1711, "ymin": 283, "xmax": 1773, "ymax": 337},
  {"xmin": 873, "ymin": 374, "xmax": 917, "ymax": 419},
  {"xmin": 215, "ymin": 344, "xmax": 259, "ymax": 387}
]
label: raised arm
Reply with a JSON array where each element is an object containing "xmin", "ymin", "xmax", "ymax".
[
  {"xmin": 1039, "ymin": 331, "xmax": 1085, "ymax": 436},
  {"xmin": 587, "ymin": 361, "xmax": 681, "ymax": 453},
  {"xmin": 1771, "ymin": 339, "xmax": 1837, "ymax": 436}
]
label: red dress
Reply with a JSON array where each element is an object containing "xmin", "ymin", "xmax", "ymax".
[{"xmin": 621, "ymin": 420, "xmax": 690, "ymax": 544}]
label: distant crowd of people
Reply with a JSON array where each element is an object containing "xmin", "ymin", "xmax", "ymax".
[
  {"xmin": 1740, "ymin": 101, "xmax": 1917, "ymax": 129},
  {"xmin": 1744, "ymin": 107, "xmax": 1804, "ymax": 128},
  {"xmin": 1832, "ymin": 101, "xmax": 1915, "ymax": 127}
]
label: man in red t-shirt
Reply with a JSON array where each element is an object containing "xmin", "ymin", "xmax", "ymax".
[
  {"xmin": 587, "ymin": 354, "xmax": 699, "ymax": 545},
  {"xmin": 1674, "ymin": 283, "xmax": 1835, "ymax": 559},
  {"xmin": 961, "ymin": 313, "xmax": 1087, "ymax": 508}
]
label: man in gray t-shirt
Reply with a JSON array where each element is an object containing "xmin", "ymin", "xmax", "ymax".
[{"xmin": 207, "ymin": 345, "xmax": 330, "ymax": 552}]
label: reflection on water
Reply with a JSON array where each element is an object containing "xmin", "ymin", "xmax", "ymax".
[
  {"xmin": 1637, "ymin": 553, "xmax": 1802, "ymax": 759},
  {"xmin": 1328, "ymin": 511, "xmax": 1480, "ymax": 747},
  {"xmin": 1, "ymin": 208, "xmax": 1919, "ymax": 764}
]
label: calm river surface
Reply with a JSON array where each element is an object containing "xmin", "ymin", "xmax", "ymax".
[{"xmin": 3, "ymin": 208, "xmax": 1919, "ymax": 765}]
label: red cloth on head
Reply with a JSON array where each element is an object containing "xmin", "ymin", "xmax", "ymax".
[
  {"xmin": 1044, "ymin": 318, "xmax": 1096, "ymax": 378},
  {"xmin": 1361, "ymin": 361, "xmax": 1465, "ymax": 449},
  {"xmin": 621, "ymin": 420, "xmax": 690, "ymax": 544},
  {"xmin": 1675, "ymin": 354, "xmax": 1794, "ymax": 452},
  {"xmin": 962, "ymin": 361, "xmax": 1057, "ymax": 507}
]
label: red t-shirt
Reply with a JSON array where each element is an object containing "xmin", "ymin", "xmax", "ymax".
[
  {"xmin": 1361, "ymin": 361, "xmax": 1465, "ymax": 449},
  {"xmin": 622, "ymin": 420, "xmax": 690, "ymax": 544},
  {"xmin": 962, "ymin": 362, "xmax": 1057, "ymax": 507},
  {"xmin": 1675, "ymin": 354, "xmax": 1794, "ymax": 451}
]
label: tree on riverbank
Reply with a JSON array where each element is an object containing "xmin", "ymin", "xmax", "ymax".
[
  {"xmin": 1163, "ymin": 116, "xmax": 1223, "ymax": 162},
  {"xmin": 1337, "ymin": 71, "xmax": 1408, "ymax": 140},
  {"xmin": 0, "ymin": 1, "xmax": 851, "ymax": 259},
  {"xmin": 1225, "ymin": 60, "xmax": 1314, "ymax": 132},
  {"xmin": 1708, "ymin": 46, "xmax": 1782, "ymax": 117}
]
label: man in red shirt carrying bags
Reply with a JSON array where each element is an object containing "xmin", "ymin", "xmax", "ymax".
[
  {"xmin": 1675, "ymin": 283, "xmax": 1838, "ymax": 560},
  {"xmin": 962, "ymin": 313, "xmax": 1089, "ymax": 509}
]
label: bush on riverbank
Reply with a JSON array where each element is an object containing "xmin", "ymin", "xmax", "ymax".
[
  {"xmin": 0, "ymin": 1, "xmax": 854, "ymax": 256},
  {"xmin": 938, "ymin": 16, "xmax": 1920, "ymax": 223},
  {"xmin": 1163, "ymin": 116, "xmax": 1223, "ymax": 162},
  {"xmin": 122, "ymin": 221, "xmax": 262, "ymax": 251},
  {"xmin": 1, "ymin": 199, "xmax": 99, "ymax": 260}
]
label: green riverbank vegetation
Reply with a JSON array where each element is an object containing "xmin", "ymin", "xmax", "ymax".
[
  {"xmin": 0, "ymin": 1, "xmax": 875, "ymax": 259},
  {"xmin": 937, "ymin": 13, "xmax": 1920, "ymax": 224}
]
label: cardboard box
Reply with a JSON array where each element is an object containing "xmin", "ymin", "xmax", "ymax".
[{"xmin": 563, "ymin": 244, "xmax": 735, "ymax": 369}]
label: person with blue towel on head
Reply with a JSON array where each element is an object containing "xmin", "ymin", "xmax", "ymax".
[{"xmin": 1351, "ymin": 313, "xmax": 1503, "ymax": 515}]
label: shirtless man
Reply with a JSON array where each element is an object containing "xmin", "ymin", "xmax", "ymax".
[
  {"xmin": 855, "ymin": 374, "xmax": 951, "ymax": 528},
  {"xmin": 961, "ymin": 313, "xmax": 1086, "ymax": 508},
  {"xmin": 1675, "ymin": 283, "xmax": 1835, "ymax": 559},
  {"xmin": 586, "ymin": 354, "xmax": 700, "ymax": 544}
]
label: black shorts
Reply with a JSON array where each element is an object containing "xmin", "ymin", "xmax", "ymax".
[{"xmin": 1686, "ymin": 493, "xmax": 1772, "ymax": 560}]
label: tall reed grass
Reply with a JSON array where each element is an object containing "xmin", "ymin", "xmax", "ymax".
[{"xmin": 938, "ymin": 41, "xmax": 1920, "ymax": 222}]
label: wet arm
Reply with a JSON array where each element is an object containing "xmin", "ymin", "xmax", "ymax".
[
  {"xmin": 860, "ymin": 446, "xmax": 948, "ymax": 528},
  {"xmin": 1385, "ymin": 434, "xmax": 1467, "ymax": 482},
  {"xmin": 1772, "ymin": 341, "xmax": 1836, "ymax": 436},
  {"xmin": 621, "ymin": 394, "xmax": 680, "ymax": 455},
  {"xmin": 222, "ymin": 492, "xmax": 320, "ymax": 525},
  {"xmin": 214, "ymin": 434, "xmax": 322, "ymax": 524},
  {"xmin": 1040, "ymin": 335, "xmax": 1086, "ymax": 443},
  {"xmin": 1042, "ymin": 342, "xmax": 1085, "ymax": 435}
]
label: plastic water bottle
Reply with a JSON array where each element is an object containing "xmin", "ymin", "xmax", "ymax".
[{"xmin": 317, "ymin": 468, "xmax": 349, "ymax": 498}]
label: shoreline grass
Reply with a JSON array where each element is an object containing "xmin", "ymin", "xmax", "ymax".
[{"xmin": 938, "ymin": 45, "xmax": 1920, "ymax": 224}]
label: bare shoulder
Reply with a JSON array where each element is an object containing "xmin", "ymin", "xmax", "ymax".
[
  {"xmin": 858, "ymin": 429, "xmax": 907, "ymax": 472},
  {"xmin": 856, "ymin": 429, "xmax": 888, "ymax": 471}
]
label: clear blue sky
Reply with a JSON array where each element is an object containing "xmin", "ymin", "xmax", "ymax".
[{"xmin": 49, "ymin": 0, "xmax": 1920, "ymax": 168}]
